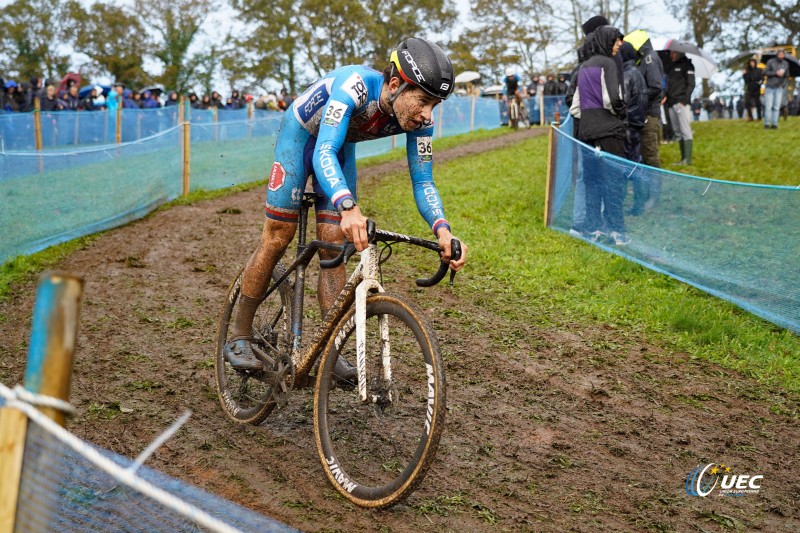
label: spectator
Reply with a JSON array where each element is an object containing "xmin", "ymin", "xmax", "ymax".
[
  {"xmin": 566, "ymin": 14, "xmax": 610, "ymax": 238},
  {"xmin": 141, "ymin": 90, "xmax": 159, "ymax": 109},
  {"xmin": 80, "ymin": 87, "xmax": 97, "ymax": 111},
  {"xmin": 278, "ymin": 88, "xmax": 292, "ymax": 110},
  {"xmin": 107, "ymin": 82, "xmax": 124, "ymax": 111},
  {"xmin": 164, "ymin": 91, "xmax": 179, "ymax": 106},
  {"xmin": 763, "ymin": 49, "xmax": 789, "ymax": 129},
  {"xmin": 543, "ymin": 74, "xmax": 557, "ymax": 95},
  {"xmin": 691, "ymin": 97, "xmax": 702, "ymax": 121},
  {"xmin": 188, "ymin": 92, "xmax": 201, "ymax": 109},
  {"xmin": 131, "ymin": 90, "xmax": 143, "ymax": 108},
  {"xmin": 230, "ymin": 89, "xmax": 245, "ymax": 109},
  {"xmin": 3, "ymin": 81, "xmax": 24, "ymax": 112},
  {"xmin": 210, "ymin": 90, "xmax": 223, "ymax": 108},
  {"xmin": 664, "ymin": 50, "xmax": 695, "ymax": 165},
  {"xmin": 619, "ymin": 41, "xmax": 648, "ymax": 215},
  {"xmin": 62, "ymin": 84, "xmax": 83, "ymax": 111},
  {"xmin": 742, "ymin": 59, "xmax": 763, "ymax": 122},
  {"xmin": 122, "ymin": 89, "xmax": 138, "ymax": 109},
  {"xmin": 24, "ymin": 77, "xmax": 42, "ymax": 111},
  {"xmin": 556, "ymin": 73, "xmax": 568, "ymax": 95},
  {"xmin": 569, "ymin": 25, "xmax": 629, "ymax": 245},
  {"xmin": 200, "ymin": 94, "xmax": 212, "ymax": 109},
  {"xmin": 624, "ymin": 29, "xmax": 664, "ymax": 210},
  {"xmin": 40, "ymin": 84, "xmax": 62, "ymax": 112}
]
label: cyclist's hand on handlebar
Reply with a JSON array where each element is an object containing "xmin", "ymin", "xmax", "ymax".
[
  {"xmin": 436, "ymin": 227, "xmax": 467, "ymax": 271},
  {"xmin": 340, "ymin": 207, "xmax": 369, "ymax": 252}
]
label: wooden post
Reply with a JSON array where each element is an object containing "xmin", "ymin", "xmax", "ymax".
[
  {"xmin": 437, "ymin": 105, "xmax": 444, "ymax": 139},
  {"xmin": 137, "ymin": 111, "xmax": 142, "ymax": 141},
  {"xmin": 470, "ymin": 96, "xmax": 476, "ymax": 131},
  {"xmin": 0, "ymin": 272, "xmax": 84, "ymax": 533},
  {"xmin": 73, "ymin": 111, "xmax": 80, "ymax": 145},
  {"xmin": 182, "ymin": 119, "xmax": 191, "ymax": 196},
  {"xmin": 115, "ymin": 106, "xmax": 122, "ymax": 144},
  {"xmin": 33, "ymin": 97, "xmax": 43, "ymax": 150},
  {"xmin": 213, "ymin": 106, "xmax": 218, "ymax": 142},
  {"xmin": 539, "ymin": 93, "xmax": 545, "ymax": 127},
  {"xmin": 544, "ymin": 121, "xmax": 560, "ymax": 227}
]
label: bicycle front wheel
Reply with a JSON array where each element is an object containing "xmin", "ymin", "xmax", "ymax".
[{"xmin": 313, "ymin": 293, "xmax": 446, "ymax": 508}]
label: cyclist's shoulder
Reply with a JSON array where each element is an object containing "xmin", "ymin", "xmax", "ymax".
[{"xmin": 327, "ymin": 65, "xmax": 384, "ymax": 106}]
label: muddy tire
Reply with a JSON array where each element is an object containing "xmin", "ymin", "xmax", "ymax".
[
  {"xmin": 214, "ymin": 264, "xmax": 292, "ymax": 425},
  {"xmin": 313, "ymin": 293, "xmax": 445, "ymax": 508}
]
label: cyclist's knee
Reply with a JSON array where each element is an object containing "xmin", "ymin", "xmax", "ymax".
[
  {"xmin": 316, "ymin": 223, "xmax": 345, "ymax": 260},
  {"xmin": 257, "ymin": 219, "xmax": 296, "ymax": 256}
]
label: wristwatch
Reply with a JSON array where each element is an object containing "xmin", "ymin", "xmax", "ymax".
[{"xmin": 338, "ymin": 198, "xmax": 356, "ymax": 213}]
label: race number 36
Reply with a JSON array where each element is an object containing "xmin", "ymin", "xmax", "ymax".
[
  {"xmin": 417, "ymin": 136, "xmax": 432, "ymax": 162},
  {"xmin": 323, "ymin": 100, "xmax": 347, "ymax": 127}
]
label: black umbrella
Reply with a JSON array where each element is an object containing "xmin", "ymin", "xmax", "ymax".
[
  {"xmin": 760, "ymin": 52, "xmax": 800, "ymax": 77},
  {"xmin": 140, "ymin": 85, "xmax": 165, "ymax": 95},
  {"xmin": 723, "ymin": 50, "xmax": 759, "ymax": 71}
]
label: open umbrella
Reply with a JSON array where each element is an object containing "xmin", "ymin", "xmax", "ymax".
[
  {"xmin": 454, "ymin": 71, "xmax": 480, "ymax": 84},
  {"xmin": 661, "ymin": 39, "xmax": 718, "ymax": 78},
  {"xmin": 78, "ymin": 84, "xmax": 111, "ymax": 98},
  {"xmin": 57, "ymin": 73, "xmax": 81, "ymax": 95},
  {"xmin": 481, "ymin": 84, "xmax": 504, "ymax": 96},
  {"xmin": 723, "ymin": 50, "xmax": 759, "ymax": 71},
  {"xmin": 760, "ymin": 51, "xmax": 800, "ymax": 77},
  {"xmin": 140, "ymin": 85, "xmax": 165, "ymax": 96}
]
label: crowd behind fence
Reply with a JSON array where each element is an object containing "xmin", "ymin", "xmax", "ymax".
[
  {"xmin": 0, "ymin": 96, "xmax": 501, "ymax": 265},
  {"xmin": 545, "ymin": 116, "xmax": 800, "ymax": 334}
]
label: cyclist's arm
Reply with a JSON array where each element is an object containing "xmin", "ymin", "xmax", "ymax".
[
  {"xmin": 406, "ymin": 128, "xmax": 450, "ymax": 237},
  {"xmin": 311, "ymin": 74, "xmax": 364, "ymax": 211}
]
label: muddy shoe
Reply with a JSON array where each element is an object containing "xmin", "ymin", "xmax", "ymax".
[
  {"xmin": 332, "ymin": 356, "xmax": 357, "ymax": 390},
  {"xmin": 224, "ymin": 339, "xmax": 264, "ymax": 371}
]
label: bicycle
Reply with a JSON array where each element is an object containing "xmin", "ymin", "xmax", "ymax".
[
  {"xmin": 214, "ymin": 192, "xmax": 462, "ymax": 508},
  {"xmin": 508, "ymin": 94, "xmax": 520, "ymax": 129}
]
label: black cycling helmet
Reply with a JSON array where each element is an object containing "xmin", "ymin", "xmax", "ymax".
[{"xmin": 389, "ymin": 38, "xmax": 455, "ymax": 102}]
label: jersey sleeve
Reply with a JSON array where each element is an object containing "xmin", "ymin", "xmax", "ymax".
[
  {"xmin": 311, "ymin": 71, "xmax": 369, "ymax": 209},
  {"xmin": 406, "ymin": 127, "xmax": 450, "ymax": 236}
]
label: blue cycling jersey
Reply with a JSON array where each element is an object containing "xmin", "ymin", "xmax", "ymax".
[{"xmin": 265, "ymin": 65, "xmax": 450, "ymax": 236}]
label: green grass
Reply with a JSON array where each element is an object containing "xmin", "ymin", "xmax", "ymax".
[
  {"xmin": 660, "ymin": 116, "xmax": 799, "ymax": 185},
  {"xmin": 360, "ymin": 122, "xmax": 800, "ymax": 393}
]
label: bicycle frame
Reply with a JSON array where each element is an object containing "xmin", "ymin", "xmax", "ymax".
[{"xmin": 255, "ymin": 194, "xmax": 389, "ymax": 400}]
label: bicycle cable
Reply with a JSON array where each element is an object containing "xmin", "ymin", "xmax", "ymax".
[{"xmin": 377, "ymin": 241, "xmax": 396, "ymax": 285}]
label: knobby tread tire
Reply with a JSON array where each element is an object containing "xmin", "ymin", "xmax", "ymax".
[{"xmin": 313, "ymin": 293, "xmax": 446, "ymax": 508}]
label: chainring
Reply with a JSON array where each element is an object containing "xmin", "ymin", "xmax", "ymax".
[{"xmin": 270, "ymin": 353, "xmax": 295, "ymax": 405}]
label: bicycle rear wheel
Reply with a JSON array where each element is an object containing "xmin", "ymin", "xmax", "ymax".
[
  {"xmin": 214, "ymin": 264, "xmax": 292, "ymax": 425},
  {"xmin": 313, "ymin": 293, "xmax": 446, "ymax": 508}
]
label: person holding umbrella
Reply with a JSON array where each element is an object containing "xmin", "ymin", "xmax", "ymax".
[
  {"xmin": 743, "ymin": 58, "xmax": 764, "ymax": 121},
  {"xmin": 763, "ymin": 49, "xmax": 790, "ymax": 129},
  {"xmin": 664, "ymin": 50, "xmax": 695, "ymax": 165}
]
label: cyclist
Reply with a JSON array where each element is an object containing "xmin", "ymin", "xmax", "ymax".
[
  {"xmin": 503, "ymin": 67, "xmax": 522, "ymax": 122},
  {"xmin": 225, "ymin": 37, "xmax": 469, "ymax": 374}
]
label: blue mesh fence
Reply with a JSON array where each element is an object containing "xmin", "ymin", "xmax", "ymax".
[
  {"xmin": 189, "ymin": 115, "xmax": 282, "ymax": 191},
  {"xmin": 548, "ymin": 116, "xmax": 800, "ymax": 333},
  {"xmin": 0, "ymin": 396, "xmax": 294, "ymax": 532},
  {"xmin": 2, "ymin": 98, "xmax": 496, "ymax": 266},
  {"xmin": 1, "ymin": 128, "xmax": 183, "ymax": 264},
  {"xmin": 0, "ymin": 111, "xmax": 36, "ymax": 151}
]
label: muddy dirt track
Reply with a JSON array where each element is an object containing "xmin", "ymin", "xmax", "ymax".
[{"xmin": 1, "ymin": 127, "xmax": 799, "ymax": 532}]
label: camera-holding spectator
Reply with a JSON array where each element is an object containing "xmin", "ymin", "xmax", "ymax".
[{"xmin": 3, "ymin": 81, "xmax": 25, "ymax": 112}]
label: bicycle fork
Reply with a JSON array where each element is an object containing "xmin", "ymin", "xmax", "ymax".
[{"xmin": 354, "ymin": 244, "xmax": 389, "ymax": 403}]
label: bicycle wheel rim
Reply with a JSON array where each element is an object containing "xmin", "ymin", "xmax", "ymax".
[{"xmin": 314, "ymin": 294, "xmax": 445, "ymax": 507}]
